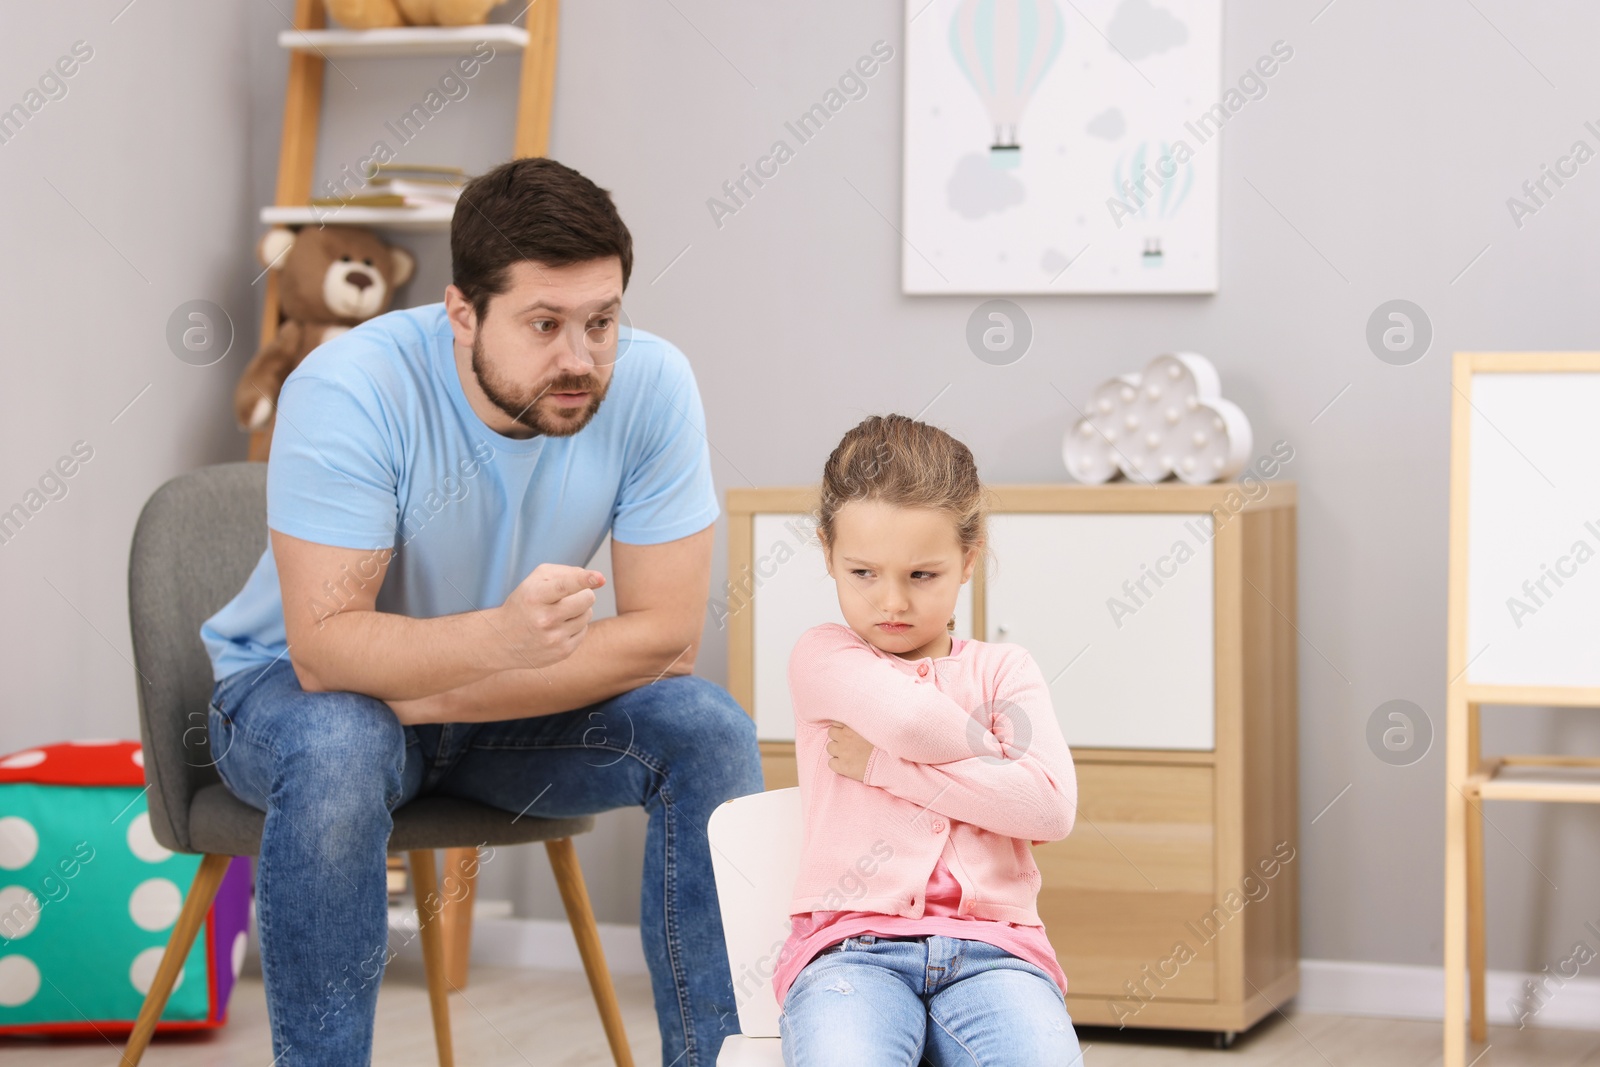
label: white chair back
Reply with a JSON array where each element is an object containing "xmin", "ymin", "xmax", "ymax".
[{"xmin": 707, "ymin": 787, "xmax": 804, "ymax": 1039}]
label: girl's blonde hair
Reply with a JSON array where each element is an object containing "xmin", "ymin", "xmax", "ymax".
[{"xmin": 816, "ymin": 414, "xmax": 990, "ymax": 561}]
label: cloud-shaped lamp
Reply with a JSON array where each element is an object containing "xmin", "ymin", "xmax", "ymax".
[{"xmin": 1062, "ymin": 352, "xmax": 1252, "ymax": 485}]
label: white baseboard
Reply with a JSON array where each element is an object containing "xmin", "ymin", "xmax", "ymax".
[
  {"xmin": 384, "ymin": 901, "xmax": 649, "ymax": 976},
  {"xmin": 1300, "ymin": 958, "xmax": 1600, "ymax": 1032},
  {"xmin": 466, "ymin": 914, "xmax": 649, "ymax": 976},
  {"xmin": 377, "ymin": 913, "xmax": 1600, "ymax": 1032}
]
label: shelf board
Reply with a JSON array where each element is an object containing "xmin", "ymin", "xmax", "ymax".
[
  {"xmin": 261, "ymin": 203, "xmax": 454, "ymax": 231},
  {"xmin": 278, "ymin": 24, "xmax": 528, "ymax": 58}
]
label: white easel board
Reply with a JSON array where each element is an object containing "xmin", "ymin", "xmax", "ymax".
[{"xmin": 1450, "ymin": 353, "xmax": 1600, "ymax": 696}]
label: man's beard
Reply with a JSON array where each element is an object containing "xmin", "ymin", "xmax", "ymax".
[{"xmin": 471, "ymin": 333, "xmax": 609, "ymax": 437}]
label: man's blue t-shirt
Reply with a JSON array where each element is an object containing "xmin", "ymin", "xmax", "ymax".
[{"xmin": 200, "ymin": 302, "xmax": 720, "ymax": 683}]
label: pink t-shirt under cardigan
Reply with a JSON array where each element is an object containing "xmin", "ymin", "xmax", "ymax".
[
  {"xmin": 772, "ymin": 625, "xmax": 1079, "ymax": 1006},
  {"xmin": 772, "ymin": 854, "xmax": 1071, "ymax": 1005}
]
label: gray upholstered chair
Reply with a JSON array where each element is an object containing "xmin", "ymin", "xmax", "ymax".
[{"xmin": 120, "ymin": 463, "xmax": 634, "ymax": 1067}]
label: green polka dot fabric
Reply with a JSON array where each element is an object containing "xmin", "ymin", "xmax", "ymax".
[{"xmin": 0, "ymin": 740, "xmax": 252, "ymax": 1036}]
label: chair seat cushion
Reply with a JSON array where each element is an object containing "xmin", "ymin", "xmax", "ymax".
[{"xmin": 187, "ymin": 783, "xmax": 596, "ymax": 856}]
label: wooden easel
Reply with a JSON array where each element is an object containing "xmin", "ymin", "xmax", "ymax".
[
  {"xmin": 1443, "ymin": 351, "xmax": 1600, "ymax": 1064},
  {"xmin": 255, "ymin": 0, "xmax": 563, "ymax": 991}
]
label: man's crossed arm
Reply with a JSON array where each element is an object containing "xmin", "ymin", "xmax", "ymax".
[{"xmin": 274, "ymin": 524, "xmax": 713, "ymax": 723}]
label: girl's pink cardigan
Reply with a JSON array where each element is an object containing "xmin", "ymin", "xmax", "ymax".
[{"xmin": 786, "ymin": 622, "xmax": 1078, "ymax": 925}]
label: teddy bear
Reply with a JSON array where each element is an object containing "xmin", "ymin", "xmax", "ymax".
[
  {"xmin": 233, "ymin": 225, "xmax": 415, "ymax": 432},
  {"xmin": 325, "ymin": 0, "xmax": 508, "ymax": 28}
]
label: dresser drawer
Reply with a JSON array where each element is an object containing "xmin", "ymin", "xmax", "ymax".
[{"xmin": 1035, "ymin": 761, "xmax": 1217, "ymax": 1001}]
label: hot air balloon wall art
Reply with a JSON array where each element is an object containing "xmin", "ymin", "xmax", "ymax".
[
  {"xmin": 948, "ymin": 0, "xmax": 1065, "ymax": 170},
  {"xmin": 1111, "ymin": 138, "xmax": 1196, "ymax": 269},
  {"xmin": 902, "ymin": 0, "xmax": 1222, "ymax": 295}
]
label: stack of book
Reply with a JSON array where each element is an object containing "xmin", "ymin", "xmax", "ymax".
[{"xmin": 309, "ymin": 163, "xmax": 468, "ymax": 209}]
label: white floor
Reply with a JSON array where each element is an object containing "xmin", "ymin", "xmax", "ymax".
[{"xmin": 10, "ymin": 958, "xmax": 1600, "ymax": 1066}]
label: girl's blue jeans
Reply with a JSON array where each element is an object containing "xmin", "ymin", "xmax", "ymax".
[
  {"xmin": 208, "ymin": 657, "xmax": 764, "ymax": 1067},
  {"xmin": 779, "ymin": 933, "xmax": 1086, "ymax": 1066}
]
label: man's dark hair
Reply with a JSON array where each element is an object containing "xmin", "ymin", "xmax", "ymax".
[{"xmin": 451, "ymin": 157, "xmax": 633, "ymax": 323}]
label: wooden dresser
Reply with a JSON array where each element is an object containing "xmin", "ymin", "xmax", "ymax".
[{"xmin": 722, "ymin": 483, "xmax": 1299, "ymax": 1040}]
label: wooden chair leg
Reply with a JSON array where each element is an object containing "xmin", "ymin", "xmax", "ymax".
[
  {"xmin": 1465, "ymin": 785, "xmax": 1488, "ymax": 1042},
  {"xmin": 120, "ymin": 853, "xmax": 231, "ymax": 1067},
  {"xmin": 409, "ymin": 849, "xmax": 455, "ymax": 1067},
  {"xmin": 547, "ymin": 837, "xmax": 635, "ymax": 1067},
  {"xmin": 438, "ymin": 846, "xmax": 479, "ymax": 992}
]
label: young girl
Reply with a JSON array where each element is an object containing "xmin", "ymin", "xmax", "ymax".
[{"xmin": 774, "ymin": 414, "xmax": 1084, "ymax": 1066}]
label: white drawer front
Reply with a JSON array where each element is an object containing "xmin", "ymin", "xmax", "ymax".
[
  {"xmin": 986, "ymin": 513, "xmax": 1215, "ymax": 750},
  {"xmin": 750, "ymin": 512, "xmax": 976, "ymax": 741}
]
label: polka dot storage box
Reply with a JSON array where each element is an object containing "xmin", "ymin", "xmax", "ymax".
[{"xmin": 0, "ymin": 740, "xmax": 252, "ymax": 1035}]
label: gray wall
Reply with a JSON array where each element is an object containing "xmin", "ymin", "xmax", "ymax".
[
  {"xmin": 0, "ymin": 14, "xmax": 259, "ymax": 770},
  {"xmin": 4, "ymin": 0, "xmax": 1598, "ymax": 981}
]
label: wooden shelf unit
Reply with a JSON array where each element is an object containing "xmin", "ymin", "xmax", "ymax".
[
  {"xmin": 726, "ymin": 482, "xmax": 1300, "ymax": 1039},
  {"xmin": 260, "ymin": 203, "xmax": 456, "ymax": 231},
  {"xmin": 276, "ymin": 23, "xmax": 530, "ymax": 56},
  {"xmin": 250, "ymin": 0, "xmax": 559, "ymax": 461}
]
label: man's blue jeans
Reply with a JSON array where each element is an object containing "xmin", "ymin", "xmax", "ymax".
[
  {"xmin": 779, "ymin": 934, "xmax": 1085, "ymax": 1066},
  {"xmin": 207, "ymin": 657, "xmax": 765, "ymax": 1067}
]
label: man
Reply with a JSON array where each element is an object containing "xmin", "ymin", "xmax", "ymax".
[{"xmin": 200, "ymin": 157, "xmax": 764, "ymax": 1067}]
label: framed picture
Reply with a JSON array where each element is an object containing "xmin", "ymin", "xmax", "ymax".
[{"xmin": 902, "ymin": 0, "xmax": 1224, "ymax": 294}]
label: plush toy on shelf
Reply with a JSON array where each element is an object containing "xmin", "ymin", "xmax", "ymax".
[
  {"xmin": 234, "ymin": 226, "xmax": 414, "ymax": 432},
  {"xmin": 325, "ymin": 0, "xmax": 508, "ymax": 28}
]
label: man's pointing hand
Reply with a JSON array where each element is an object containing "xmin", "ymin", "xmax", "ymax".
[{"xmin": 496, "ymin": 562, "xmax": 606, "ymax": 670}]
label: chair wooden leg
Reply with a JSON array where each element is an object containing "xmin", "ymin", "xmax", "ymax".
[
  {"xmin": 409, "ymin": 849, "xmax": 455, "ymax": 1067},
  {"xmin": 1465, "ymin": 784, "xmax": 1488, "ymax": 1042},
  {"xmin": 120, "ymin": 853, "xmax": 231, "ymax": 1067},
  {"xmin": 547, "ymin": 837, "xmax": 635, "ymax": 1067},
  {"xmin": 439, "ymin": 846, "xmax": 479, "ymax": 992}
]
